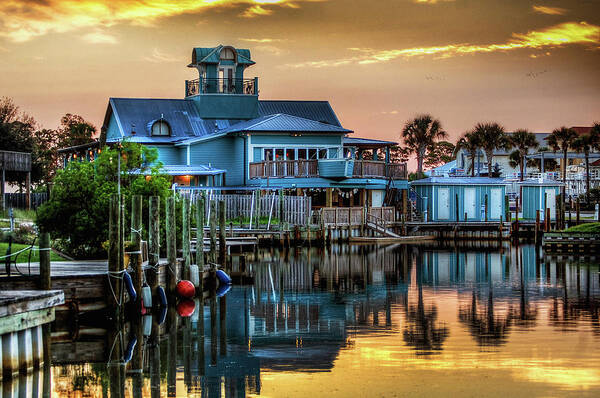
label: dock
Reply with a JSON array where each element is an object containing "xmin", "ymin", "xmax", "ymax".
[{"xmin": 1, "ymin": 290, "xmax": 64, "ymax": 380}]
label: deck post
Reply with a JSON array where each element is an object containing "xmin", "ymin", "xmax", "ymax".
[
  {"xmin": 166, "ymin": 196, "xmax": 177, "ymax": 295},
  {"xmin": 39, "ymin": 232, "xmax": 51, "ymax": 290},
  {"xmin": 535, "ymin": 210, "xmax": 540, "ymax": 245},
  {"xmin": 182, "ymin": 197, "xmax": 191, "ymax": 280},
  {"xmin": 484, "ymin": 194, "xmax": 488, "ymax": 222},
  {"xmin": 326, "ymin": 188, "xmax": 333, "ymax": 207},
  {"xmin": 108, "ymin": 194, "xmax": 122, "ymax": 317},
  {"xmin": 196, "ymin": 195, "xmax": 205, "ymax": 272},
  {"xmin": 131, "ymin": 195, "xmax": 143, "ymax": 307},
  {"xmin": 209, "ymin": 200, "xmax": 217, "ymax": 264},
  {"xmin": 576, "ymin": 198, "xmax": 580, "ymax": 225},
  {"xmin": 148, "ymin": 196, "xmax": 160, "ymax": 297},
  {"xmin": 455, "ymin": 194, "xmax": 459, "ymax": 222},
  {"xmin": 218, "ymin": 200, "xmax": 226, "ymax": 266}
]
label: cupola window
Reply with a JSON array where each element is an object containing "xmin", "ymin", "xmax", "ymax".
[{"xmin": 151, "ymin": 120, "xmax": 171, "ymax": 136}]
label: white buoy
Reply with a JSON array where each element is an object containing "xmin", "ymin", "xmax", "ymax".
[
  {"xmin": 141, "ymin": 285, "xmax": 152, "ymax": 308},
  {"xmin": 142, "ymin": 315, "xmax": 152, "ymax": 337}
]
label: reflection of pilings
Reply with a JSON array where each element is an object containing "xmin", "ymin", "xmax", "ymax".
[
  {"xmin": 149, "ymin": 318, "xmax": 160, "ymax": 398},
  {"xmin": 107, "ymin": 323, "xmax": 124, "ymax": 398},
  {"xmin": 167, "ymin": 308, "xmax": 178, "ymax": 397},
  {"xmin": 210, "ymin": 297, "xmax": 217, "ymax": 366},
  {"xmin": 183, "ymin": 317, "xmax": 192, "ymax": 389},
  {"xmin": 42, "ymin": 323, "xmax": 51, "ymax": 398},
  {"xmin": 220, "ymin": 296, "xmax": 227, "ymax": 357}
]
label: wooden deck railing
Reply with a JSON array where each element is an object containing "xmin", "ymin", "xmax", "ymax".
[
  {"xmin": 249, "ymin": 160, "xmax": 318, "ymax": 178},
  {"xmin": 352, "ymin": 161, "xmax": 407, "ymax": 179},
  {"xmin": 249, "ymin": 160, "xmax": 407, "ymax": 179},
  {"xmin": 321, "ymin": 206, "xmax": 396, "ymax": 226}
]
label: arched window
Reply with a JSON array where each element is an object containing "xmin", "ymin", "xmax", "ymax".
[
  {"xmin": 220, "ymin": 47, "xmax": 235, "ymax": 61},
  {"xmin": 151, "ymin": 120, "xmax": 171, "ymax": 136}
]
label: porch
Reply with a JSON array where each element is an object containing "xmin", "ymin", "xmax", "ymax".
[{"xmin": 248, "ymin": 160, "xmax": 407, "ymax": 179}]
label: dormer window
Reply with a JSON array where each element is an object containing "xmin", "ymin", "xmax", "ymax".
[
  {"xmin": 152, "ymin": 120, "xmax": 171, "ymax": 136},
  {"xmin": 220, "ymin": 47, "xmax": 235, "ymax": 61}
]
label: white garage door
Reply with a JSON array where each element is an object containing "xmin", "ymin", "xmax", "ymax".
[
  {"xmin": 464, "ymin": 188, "xmax": 476, "ymax": 219},
  {"xmin": 438, "ymin": 188, "xmax": 450, "ymax": 220},
  {"xmin": 490, "ymin": 188, "xmax": 502, "ymax": 219},
  {"xmin": 545, "ymin": 188, "xmax": 556, "ymax": 219}
]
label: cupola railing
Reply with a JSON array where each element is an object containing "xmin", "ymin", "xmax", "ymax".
[{"xmin": 186, "ymin": 77, "xmax": 257, "ymax": 96}]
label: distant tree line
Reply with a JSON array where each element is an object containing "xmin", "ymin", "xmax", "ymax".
[{"xmin": 0, "ymin": 97, "xmax": 96, "ymax": 190}]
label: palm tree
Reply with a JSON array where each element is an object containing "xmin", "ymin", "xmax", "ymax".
[
  {"xmin": 508, "ymin": 129, "xmax": 538, "ymax": 181},
  {"xmin": 546, "ymin": 126, "xmax": 577, "ymax": 183},
  {"xmin": 571, "ymin": 124, "xmax": 600, "ymax": 202},
  {"xmin": 472, "ymin": 122, "xmax": 510, "ymax": 177},
  {"xmin": 401, "ymin": 114, "xmax": 447, "ymax": 175},
  {"xmin": 455, "ymin": 131, "xmax": 481, "ymax": 177}
]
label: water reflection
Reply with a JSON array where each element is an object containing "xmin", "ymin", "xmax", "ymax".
[{"xmin": 46, "ymin": 243, "xmax": 600, "ymax": 397}]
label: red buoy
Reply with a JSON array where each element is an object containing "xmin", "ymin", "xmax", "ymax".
[
  {"xmin": 176, "ymin": 280, "xmax": 195, "ymax": 298},
  {"xmin": 177, "ymin": 299, "xmax": 195, "ymax": 317}
]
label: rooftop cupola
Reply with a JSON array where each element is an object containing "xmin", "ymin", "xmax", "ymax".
[{"xmin": 186, "ymin": 45, "xmax": 258, "ymax": 97}]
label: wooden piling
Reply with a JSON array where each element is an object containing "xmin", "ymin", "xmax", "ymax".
[
  {"xmin": 131, "ymin": 195, "xmax": 143, "ymax": 307},
  {"xmin": 218, "ymin": 200, "xmax": 226, "ymax": 266},
  {"xmin": 182, "ymin": 197, "xmax": 191, "ymax": 280},
  {"xmin": 196, "ymin": 195, "xmax": 205, "ymax": 274},
  {"xmin": 576, "ymin": 199, "xmax": 580, "ymax": 225},
  {"xmin": 148, "ymin": 196, "xmax": 160, "ymax": 299},
  {"xmin": 166, "ymin": 196, "xmax": 177, "ymax": 295},
  {"xmin": 39, "ymin": 232, "xmax": 51, "ymax": 290},
  {"xmin": 108, "ymin": 194, "xmax": 121, "ymax": 317},
  {"xmin": 210, "ymin": 200, "xmax": 217, "ymax": 264},
  {"xmin": 484, "ymin": 194, "xmax": 488, "ymax": 222}
]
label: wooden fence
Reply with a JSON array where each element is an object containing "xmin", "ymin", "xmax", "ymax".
[
  {"xmin": 320, "ymin": 206, "xmax": 395, "ymax": 226},
  {"xmin": 3, "ymin": 193, "xmax": 48, "ymax": 209},
  {"xmin": 178, "ymin": 191, "xmax": 312, "ymax": 226}
]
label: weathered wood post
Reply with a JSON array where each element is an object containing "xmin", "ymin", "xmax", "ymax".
[
  {"xmin": 166, "ymin": 196, "xmax": 177, "ymax": 295},
  {"xmin": 196, "ymin": 195, "xmax": 205, "ymax": 289},
  {"xmin": 545, "ymin": 208, "xmax": 551, "ymax": 232},
  {"xmin": 149, "ymin": 316, "xmax": 161, "ymax": 398},
  {"xmin": 210, "ymin": 200, "xmax": 217, "ymax": 264},
  {"xmin": 131, "ymin": 195, "xmax": 143, "ymax": 306},
  {"xmin": 182, "ymin": 197, "xmax": 191, "ymax": 281},
  {"xmin": 555, "ymin": 193, "xmax": 561, "ymax": 231},
  {"xmin": 218, "ymin": 200, "xmax": 226, "ymax": 265},
  {"xmin": 504, "ymin": 195, "xmax": 511, "ymax": 223},
  {"xmin": 455, "ymin": 194, "xmax": 459, "ymax": 223},
  {"xmin": 148, "ymin": 196, "xmax": 160, "ymax": 299},
  {"xmin": 576, "ymin": 198, "xmax": 580, "ymax": 225},
  {"xmin": 39, "ymin": 232, "xmax": 51, "ymax": 290},
  {"xmin": 167, "ymin": 306, "xmax": 178, "ymax": 396},
  {"xmin": 108, "ymin": 194, "xmax": 122, "ymax": 317}
]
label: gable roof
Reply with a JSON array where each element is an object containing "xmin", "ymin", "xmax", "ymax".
[
  {"xmin": 258, "ymin": 100, "xmax": 341, "ymax": 127},
  {"xmin": 216, "ymin": 113, "xmax": 352, "ymax": 134}
]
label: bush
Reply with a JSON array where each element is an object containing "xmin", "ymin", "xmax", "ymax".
[
  {"xmin": 564, "ymin": 222, "xmax": 600, "ymax": 233},
  {"xmin": 36, "ymin": 142, "xmax": 171, "ymax": 259}
]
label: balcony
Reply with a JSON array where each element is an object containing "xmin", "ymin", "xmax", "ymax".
[
  {"xmin": 249, "ymin": 160, "xmax": 407, "ymax": 180},
  {"xmin": 186, "ymin": 77, "xmax": 257, "ymax": 96}
]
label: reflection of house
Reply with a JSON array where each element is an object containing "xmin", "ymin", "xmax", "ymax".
[{"xmin": 62, "ymin": 45, "xmax": 408, "ymax": 207}]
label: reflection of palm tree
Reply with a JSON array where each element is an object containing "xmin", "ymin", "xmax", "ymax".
[
  {"xmin": 512, "ymin": 248, "xmax": 538, "ymax": 328},
  {"xmin": 403, "ymin": 258, "xmax": 449, "ymax": 354},
  {"xmin": 459, "ymin": 290, "xmax": 512, "ymax": 348}
]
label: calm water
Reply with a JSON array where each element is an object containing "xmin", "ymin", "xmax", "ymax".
[{"xmin": 50, "ymin": 244, "xmax": 600, "ymax": 397}]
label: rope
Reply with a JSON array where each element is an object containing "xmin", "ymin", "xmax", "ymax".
[
  {"xmin": 107, "ymin": 269, "xmax": 126, "ymax": 306},
  {"xmin": 106, "ymin": 330, "xmax": 128, "ymax": 367},
  {"xmin": 0, "ymin": 246, "xmax": 33, "ymax": 260},
  {"xmin": 130, "ymin": 227, "xmax": 142, "ymax": 237}
]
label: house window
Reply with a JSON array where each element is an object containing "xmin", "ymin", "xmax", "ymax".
[
  {"xmin": 275, "ymin": 148, "xmax": 284, "ymax": 160},
  {"xmin": 264, "ymin": 148, "xmax": 273, "ymax": 161},
  {"xmin": 298, "ymin": 149, "xmax": 308, "ymax": 159},
  {"xmin": 308, "ymin": 149, "xmax": 317, "ymax": 159},
  {"xmin": 319, "ymin": 149, "xmax": 328, "ymax": 159},
  {"xmin": 286, "ymin": 149, "xmax": 296, "ymax": 160},
  {"xmin": 151, "ymin": 120, "xmax": 170, "ymax": 136},
  {"xmin": 220, "ymin": 48, "xmax": 235, "ymax": 60}
]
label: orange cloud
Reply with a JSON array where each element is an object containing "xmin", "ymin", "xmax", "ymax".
[
  {"xmin": 533, "ymin": 5, "xmax": 567, "ymax": 15},
  {"xmin": 291, "ymin": 22, "xmax": 600, "ymax": 67},
  {"xmin": 0, "ymin": 0, "xmax": 321, "ymax": 42}
]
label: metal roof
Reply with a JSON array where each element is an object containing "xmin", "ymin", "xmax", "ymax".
[
  {"xmin": 343, "ymin": 137, "xmax": 397, "ymax": 147},
  {"xmin": 106, "ymin": 98, "xmax": 244, "ymax": 143},
  {"xmin": 258, "ymin": 100, "xmax": 342, "ymax": 127},
  {"xmin": 161, "ymin": 164, "xmax": 225, "ymax": 176},
  {"xmin": 410, "ymin": 177, "xmax": 506, "ymax": 185},
  {"xmin": 216, "ymin": 114, "xmax": 352, "ymax": 134}
]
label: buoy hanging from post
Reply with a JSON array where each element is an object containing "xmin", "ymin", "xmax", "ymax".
[
  {"xmin": 216, "ymin": 269, "xmax": 232, "ymax": 285},
  {"xmin": 123, "ymin": 336, "xmax": 137, "ymax": 363},
  {"xmin": 141, "ymin": 285, "xmax": 152, "ymax": 308},
  {"xmin": 190, "ymin": 264, "xmax": 200, "ymax": 287},
  {"xmin": 142, "ymin": 315, "xmax": 152, "ymax": 337},
  {"xmin": 157, "ymin": 286, "xmax": 168, "ymax": 307},
  {"xmin": 157, "ymin": 306, "xmax": 167, "ymax": 325},
  {"xmin": 176, "ymin": 280, "xmax": 196, "ymax": 299},
  {"xmin": 123, "ymin": 272, "xmax": 137, "ymax": 302},
  {"xmin": 216, "ymin": 284, "xmax": 231, "ymax": 297}
]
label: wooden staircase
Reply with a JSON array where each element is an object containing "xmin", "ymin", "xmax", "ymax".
[{"xmin": 365, "ymin": 214, "xmax": 400, "ymax": 237}]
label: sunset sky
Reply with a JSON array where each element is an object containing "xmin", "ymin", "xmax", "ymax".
[{"xmin": 1, "ymin": 0, "xmax": 599, "ymax": 150}]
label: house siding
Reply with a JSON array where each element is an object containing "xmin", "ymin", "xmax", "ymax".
[
  {"xmin": 106, "ymin": 113, "xmax": 121, "ymax": 141},
  {"xmin": 147, "ymin": 145, "xmax": 181, "ymax": 165},
  {"xmin": 189, "ymin": 136, "xmax": 245, "ymax": 186}
]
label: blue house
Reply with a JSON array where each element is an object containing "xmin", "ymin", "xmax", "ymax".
[
  {"xmin": 92, "ymin": 45, "xmax": 408, "ymax": 208},
  {"xmin": 518, "ymin": 179, "xmax": 563, "ymax": 220}
]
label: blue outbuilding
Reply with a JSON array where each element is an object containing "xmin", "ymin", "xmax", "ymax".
[
  {"xmin": 518, "ymin": 179, "xmax": 563, "ymax": 220},
  {"xmin": 410, "ymin": 177, "xmax": 507, "ymax": 222}
]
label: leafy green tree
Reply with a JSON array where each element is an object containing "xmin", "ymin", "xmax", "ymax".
[
  {"xmin": 455, "ymin": 131, "xmax": 481, "ymax": 177},
  {"xmin": 37, "ymin": 142, "xmax": 171, "ymax": 258},
  {"xmin": 473, "ymin": 122, "xmax": 510, "ymax": 177},
  {"xmin": 401, "ymin": 114, "xmax": 447, "ymax": 174},
  {"xmin": 55, "ymin": 113, "xmax": 96, "ymax": 149},
  {"xmin": 546, "ymin": 126, "xmax": 578, "ymax": 183},
  {"xmin": 571, "ymin": 124, "xmax": 600, "ymax": 202},
  {"xmin": 508, "ymin": 129, "xmax": 538, "ymax": 181},
  {"xmin": 424, "ymin": 141, "xmax": 455, "ymax": 169}
]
